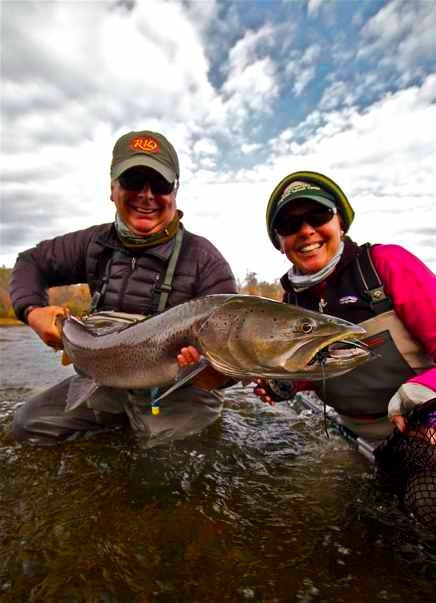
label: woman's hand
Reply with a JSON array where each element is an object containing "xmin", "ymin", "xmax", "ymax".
[
  {"xmin": 254, "ymin": 379, "xmax": 276, "ymax": 405},
  {"xmin": 254, "ymin": 378, "xmax": 297, "ymax": 405},
  {"xmin": 390, "ymin": 414, "xmax": 407, "ymax": 433},
  {"xmin": 177, "ymin": 345, "xmax": 232, "ymax": 390},
  {"xmin": 26, "ymin": 305, "xmax": 69, "ymax": 350}
]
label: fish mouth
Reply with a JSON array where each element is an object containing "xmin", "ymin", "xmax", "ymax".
[
  {"xmin": 304, "ymin": 338, "xmax": 373, "ymax": 376},
  {"xmin": 311, "ymin": 339, "xmax": 370, "ymax": 363}
]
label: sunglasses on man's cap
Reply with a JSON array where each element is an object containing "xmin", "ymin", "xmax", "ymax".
[
  {"xmin": 274, "ymin": 206, "xmax": 337, "ymax": 237},
  {"xmin": 118, "ymin": 167, "xmax": 175, "ymax": 196}
]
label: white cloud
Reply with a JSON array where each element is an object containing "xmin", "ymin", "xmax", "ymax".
[
  {"xmin": 1, "ymin": 2, "xmax": 435, "ymax": 284},
  {"xmin": 359, "ymin": 0, "xmax": 436, "ymax": 73},
  {"xmin": 286, "ymin": 44, "xmax": 321, "ymax": 96},
  {"xmin": 193, "ymin": 138, "xmax": 219, "ymax": 157},
  {"xmin": 241, "ymin": 143, "xmax": 262, "ymax": 154},
  {"xmin": 179, "ymin": 75, "xmax": 436, "ymax": 281},
  {"xmin": 319, "ymin": 81, "xmax": 356, "ymax": 111},
  {"xmin": 219, "ymin": 24, "xmax": 280, "ymax": 129},
  {"xmin": 307, "ymin": 0, "xmax": 324, "ymax": 17}
]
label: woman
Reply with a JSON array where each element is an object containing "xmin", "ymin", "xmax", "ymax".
[{"xmin": 254, "ymin": 170, "xmax": 436, "ymax": 528}]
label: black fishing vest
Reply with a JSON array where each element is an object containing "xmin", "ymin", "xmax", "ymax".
[
  {"xmin": 88, "ymin": 227, "xmax": 184, "ymax": 316},
  {"xmin": 283, "ymin": 242, "xmax": 427, "ymax": 417}
]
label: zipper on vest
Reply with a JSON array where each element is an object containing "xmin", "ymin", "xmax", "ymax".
[{"xmin": 319, "ymin": 297, "xmax": 327, "ymax": 313}]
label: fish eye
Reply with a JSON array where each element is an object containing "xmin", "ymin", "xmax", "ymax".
[{"xmin": 293, "ymin": 318, "xmax": 316, "ymax": 334}]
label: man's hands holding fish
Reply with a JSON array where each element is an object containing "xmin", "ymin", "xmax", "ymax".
[
  {"xmin": 177, "ymin": 345, "xmax": 233, "ymax": 390},
  {"xmin": 27, "ymin": 308, "xmax": 230, "ymax": 392},
  {"xmin": 26, "ymin": 306, "xmax": 69, "ymax": 350}
]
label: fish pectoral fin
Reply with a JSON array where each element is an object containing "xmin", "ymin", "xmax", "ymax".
[
  {"xmin": 152, "ymin": 357, "xmax": 211, "ymax": 404},
  {"xmin": 65, "ymin": 375, "xmax": 99, "ymax": 412}
]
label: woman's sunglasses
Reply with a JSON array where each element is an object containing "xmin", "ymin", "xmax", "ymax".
[
  {"xmin": 274, "ymin": 206, "xmax": 337, "ymax": 237},
  {"xmin": 118, "ymin": 168, "xmax": 175, "ymax": 196}
]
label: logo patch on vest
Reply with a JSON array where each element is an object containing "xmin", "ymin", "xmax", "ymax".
[
  {"xmin": 129, "ymin": 136, "xmax": 160, "ymax": 154},
  {"xmin": 339, "ymin": 295, "xmax": 358, "ymax": 304}
]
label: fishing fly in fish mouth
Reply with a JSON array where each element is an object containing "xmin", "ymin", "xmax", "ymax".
[{"xmin": 59, "ymin": 294, "xmax": 370, "ymax": 411}]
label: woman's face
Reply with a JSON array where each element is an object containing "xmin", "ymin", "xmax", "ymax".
[{"xmin": 276, "ymin": 199, "xmax": 343, "ymax": 274}]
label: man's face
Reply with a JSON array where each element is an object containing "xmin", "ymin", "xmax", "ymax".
[{"xmin": 111, "ymin": 167, "xmax": 177, "ymax": 236}]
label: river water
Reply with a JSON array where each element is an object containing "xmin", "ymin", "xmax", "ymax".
[{"xmin": 0, "ymin": 326, "xmax": 434, "ymax": 602}]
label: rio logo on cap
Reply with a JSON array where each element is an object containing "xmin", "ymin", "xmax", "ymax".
[{"xmin": 129, "ymin": 136, "xmax": 160, "ymax": 154}]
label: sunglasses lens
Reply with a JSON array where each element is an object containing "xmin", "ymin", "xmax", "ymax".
[
  {"xmin": 275, "ymin": 208, "xmax": 335, "ymax": 236},
  {"xmin": 309, "ymin": 208, "xmax": 335, "ymax": 227},
  {"xmin": 151, "ymin": 179, "xmax": 174, "ymax": 195},
  {"xmin": 118, "ymin": 170, "xmax": 174, "ymax": 195}
]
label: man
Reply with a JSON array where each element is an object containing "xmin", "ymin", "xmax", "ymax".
[{"xmin": 10, "ymin": 129, "xmax": 237, "ymax": 444}]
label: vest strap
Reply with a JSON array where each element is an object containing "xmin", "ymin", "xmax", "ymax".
[
  {"xmin": 151, "ymin": 226, "xmax": 185, "ymax": 314},
  {"xmin": 90, "ymin": 252, "xmax": 115, "ymax": 313},
  {"xmin": 356, "ymin": 243, "xmax": 393, "ymax": 315}
]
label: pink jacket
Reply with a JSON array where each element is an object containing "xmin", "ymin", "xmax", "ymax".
[{"xmin": 371, "ymin": 244, "xmax": 436, "ymax": 393}]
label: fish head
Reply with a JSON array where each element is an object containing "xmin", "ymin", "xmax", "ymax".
[{"xmin": 198, "ymin": 295, "xmax": 371, "ymax": 380}]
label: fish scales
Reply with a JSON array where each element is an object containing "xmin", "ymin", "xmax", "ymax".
[
  {"xmin": 62, "ymin": 295, "xmax": 234, "ymax": 389},
  {"xmin": 61, "ymin": 294, "xmax": 371, "ymax": 393}
]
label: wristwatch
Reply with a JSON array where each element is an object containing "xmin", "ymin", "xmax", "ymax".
[{"xmin": 24, "ymin": 305, "xmax": 43, "ymax": 323}]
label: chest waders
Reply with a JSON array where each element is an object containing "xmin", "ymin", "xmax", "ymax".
[
  {"xmin": 310, "ymin": 245, "xmax": 436, "ymax": 529},
  {"xmin": 315, "ymin": 244, "xmax": 433, "ymax": 418},
  {"xmin": 88, "ymin": 227, "xmax": 185, "ymax": 415}
]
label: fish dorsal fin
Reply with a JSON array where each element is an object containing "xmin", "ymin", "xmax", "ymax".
[
  {"xmin": 65, "ymin": 375, "xmax": 99, "ymax": 412},
  {"xmin": 70, "ymin": 311, "xmax": 147, "ymax": 337}
]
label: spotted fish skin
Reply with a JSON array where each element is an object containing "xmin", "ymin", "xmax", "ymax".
[{"xmin": 61, "ymin": 294, "xmax": 369, "ymax": 390}]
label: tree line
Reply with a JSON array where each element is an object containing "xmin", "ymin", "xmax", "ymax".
[{"xmin": 0, "ymin": 267, "xmax": 283, "ymax": 320}]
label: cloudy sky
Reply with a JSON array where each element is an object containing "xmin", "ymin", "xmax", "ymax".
[{"xmin": 1, "ymin": 0, "xmax": 435, "ymax": 285}]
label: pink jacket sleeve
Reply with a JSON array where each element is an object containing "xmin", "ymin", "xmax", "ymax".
[{"xmin": 371, "ymin": 244, "xmax": 436, "ymax": 393}]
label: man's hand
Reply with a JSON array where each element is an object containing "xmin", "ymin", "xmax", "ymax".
[
  {"xmin": 177, "ymin": 345, "xmax": 231, "ymax": 390},
  {"xmin": 177, "ymin": 345, "xmax": 201, "ymax": 367},
  {"xmin": 26, "ymin": 305, "xmax": 69, "ymax": 350}
]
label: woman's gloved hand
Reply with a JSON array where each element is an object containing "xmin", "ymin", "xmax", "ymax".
[
  {"xmin": 253, "ymin": 379, "xmax": 296, "ymax": 405},
  {"xmin": 26, "ymin": 306, "xmax": 69, "ymax": 350},
  {"xmin": 388, "ymin": 382, "xmax": 436, "ymax": 433}
]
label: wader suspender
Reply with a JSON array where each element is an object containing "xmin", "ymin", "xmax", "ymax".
[
  {"xmin": 90, "ymin": 226, "xmax": 184, "ymax": 315},
  {"xmin": 150, "ymin": 226, "xmax": 184, "ymax": 314},
  {"xmin": 90, "ymin": 250, "xmax": 117, "ymax": 313},
  {"xmin": 356, "ymin": 243, "xmax": 393, "ymax": 315}
]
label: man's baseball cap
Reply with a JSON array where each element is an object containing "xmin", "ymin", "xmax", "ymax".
[
  {"xmin": 266, "ymin": 171, "xmax": 355, "ymax": 249},
  {"xmin": 111, "ymin": 130, "xmax": 180, "ymax": 183}
]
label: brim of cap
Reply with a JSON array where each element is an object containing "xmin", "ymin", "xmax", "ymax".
[
  {"xmin": 111, "ymin": 156, "xmax": 176, "ymax": 183},
  {"xmin": 272, "ymin": 192, "xmax": 336, "ymax": 227}
]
